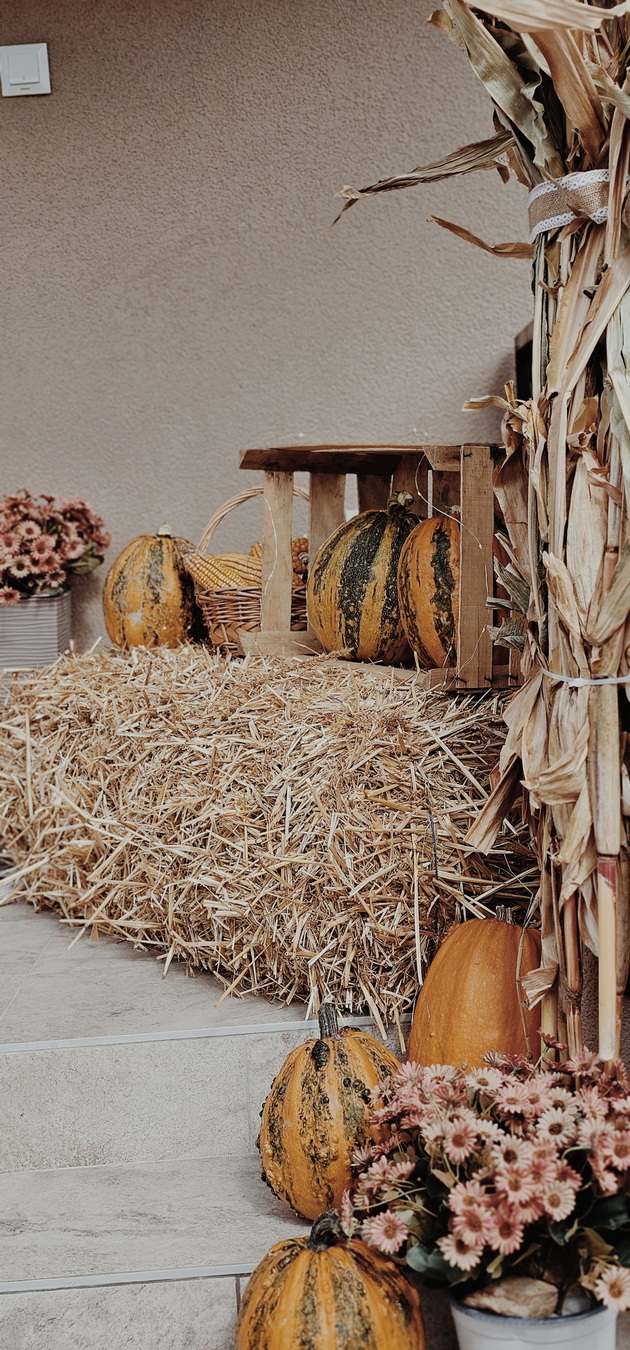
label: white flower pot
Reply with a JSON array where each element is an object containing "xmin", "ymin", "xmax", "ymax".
[
  {"xmin": 450, "ymin": 1298, "xmax": 616, "ymax": 1350},
  {"xmin": 0, "ymin": 588, "xmax": 71, "ymax": 669}
]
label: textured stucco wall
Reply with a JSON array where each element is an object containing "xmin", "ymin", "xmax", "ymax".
[{"xmin": 0, "ymin": 0, "xmax": 532, "ymax": 646}]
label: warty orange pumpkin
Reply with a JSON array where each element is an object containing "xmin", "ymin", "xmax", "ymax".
[
  {"xmin": 397, "ymin": 515, "xmax": 460, "ymax": 667},
  {"xmin": 235, "ymin": 1209, "xmax": 425, "ymax": 1350},
  {"xmin": 102, "ymin": 525, "xmax": 198, "ymax": 649},
  {"xmin": 257, "ymin": 1002, "xmax": 399, "ymax": 1221},
  {"xmin": 307, "ymin": 492, "xmax": 419, "ymax": 664},
  {"xmin": 407, "ymin": 913, "xmax": 542, "ymax": 1068}
]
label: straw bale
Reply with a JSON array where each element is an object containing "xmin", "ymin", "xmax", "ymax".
[{"xmin": 0, "ymin": 647, "xmax": 538, "ymax": 1028}]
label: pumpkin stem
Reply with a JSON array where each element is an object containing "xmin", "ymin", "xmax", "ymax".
[
  {"xmin": 318, "ymin": 1000, "xmax": 339, "ymax": 1039},
  {"xmin": 496, "ymin": 905, "xmax": 515, "ymax": 924},
  {"xmin": 157, "ymin": 523, "xmax": 173, "ymax": 536},
  {"xmin": 307, "ymin": 1209, "xmax": 345, "ymax": 1252},
  {"xmin": 387, "ymin": 491, "xmax": 414, "ymax": 515}
]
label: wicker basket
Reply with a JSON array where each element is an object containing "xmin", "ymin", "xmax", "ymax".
[{"xmin": 183, "ymin": 485, "xmax": 309, "ymax": 654}]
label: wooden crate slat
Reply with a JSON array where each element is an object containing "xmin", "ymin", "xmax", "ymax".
[
  {"xmin": 309, "ymin": 472, "xmax": 345, "ymax": 563},
  {"xmin": 391, "ymin": 454, "xmax": 429, "ymax": 519},
  {"xmin": 457, "ymin": 445, "xmax": 494, "ymax": 689},
  {"xmin": 357, "ymin": 473, "xmax": 392, "ymax": 512},
  {"xmin": 237, "ymin": 629, "xmax": 323, "ymax": 658},
  {"xmin": 260, "ymin": 471, "xmax": 294, "ymax": 632},
  {"xmin": 240, "ymin": 445, "xmax": 403, "ymax": 475}
]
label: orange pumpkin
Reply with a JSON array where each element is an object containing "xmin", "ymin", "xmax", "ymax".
[
  {"xmin": 257, "ymin": 1003, "xmax": 399, "ymax": 1221},
  {"xmin": 397, "ymin": 516, "xmax": 460, "ymax": 667},
  {"xmin": 235, "ymin": 1210, "xmax": 425, "ymax": 1350},
  {"xmin": 102, "ymin": 525, "xmax": 198, "ymax": 649},
  {"xmin": 408, "ymin": 915, "xmax": 541, "ymax": 1068}
]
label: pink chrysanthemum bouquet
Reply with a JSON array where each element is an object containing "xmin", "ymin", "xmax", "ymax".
[
  {"xmin": 343, "ymin": 1046, "xmax": 630, "ymax": 1313},
  {"xmin": 0, "ymin": 490, "xmax": 110, "ymax": 605}
]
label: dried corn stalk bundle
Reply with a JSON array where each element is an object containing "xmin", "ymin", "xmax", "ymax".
[
  {"xmin": 341, "ymin": 0, "xmax": 630, "ymax": 1057},
  {"xmin": 0, "ymin": 648, "xmax": 536, "ymax": 1030}
]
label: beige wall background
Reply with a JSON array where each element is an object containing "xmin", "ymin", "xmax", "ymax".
[{"xmin": 1, "ymin": 0, "xmax": 532, "ymax": 647}]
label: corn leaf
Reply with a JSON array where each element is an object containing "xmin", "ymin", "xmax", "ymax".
[
  {"xmin": 547, "ymin": 226, "xmax": 605, "ymax": 394},
  {"xmin": 589, "ymin": 64, "xmax": 630, "ymax": 120},
  {"xmin": 430, "ymin": 215, "xmax": 533, "ymax": 257},
  {"xmin": 562, "ymin": 243, "xmax": 630, "ymax": 396},
  {"xmin": 522, "ymin": 963, "xmax": 559, "ymax": 1009},
  {"xmin": 531, "ymin": 30, "xmax": 604, "ymax": 163},
  {"xmin": 607, "ymin": 289, "xmax": 630, "ymax": 510},
  {"xmin": 473, "ymin": 0, "xmax": 630, "ymax": 34},
  {"xmin": 443, "ymin": 0, "xmax": 565, "ymax": 176},
  {"xmin": 336, "ymin": 130, "xmax": 515, "ymax": 217},
  {"xmin": 586, "ymin": 544, "xmax": 630, "ymax": 646}
]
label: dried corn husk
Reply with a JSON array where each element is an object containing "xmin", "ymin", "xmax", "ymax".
[{"xmin": 341, "ymin": 0, "xmax": 630, "ymax": 1058}]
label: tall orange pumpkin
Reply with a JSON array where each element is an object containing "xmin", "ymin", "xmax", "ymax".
[
  {"xmin": 408, "ymin": 915, "xmax": 541, "ymax": 1068},
  {"xmin": 102, "ymin": 525, "xmax": 198, "ymax": 649},
  {"xmin": 257, "ymin": 1003, "xmax": 399, "ymax": 1221},
  {"xmin": 397, "ymin": 516, "xmax": 460, "ymax": 667},
  {"xmin": 235, "ymin": 1210, "xmax": 425, "ymax": 1350}
]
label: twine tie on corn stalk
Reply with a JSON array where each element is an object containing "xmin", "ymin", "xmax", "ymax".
[
  {"xmin": 527, "ymin": 171, "xmax": 629, "ymax": 243},
  {"xmin": 541, "ymin": 669, "xmax": 630, "ymax": 688}
]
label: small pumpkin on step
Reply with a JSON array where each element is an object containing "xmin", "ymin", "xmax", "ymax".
[
  {"xmin": 257, "ymin": 1001, "xmax": 399, "ymax": 1221},
  {"xmin": 235, "ymin": 1209, "xmax": 425, "ymax": 1349}
]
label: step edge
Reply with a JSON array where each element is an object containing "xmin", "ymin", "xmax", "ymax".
[
  {"xmin": 0, "ymin": 1263, "xmax": 256, "ymax": 1295},
  {"xmin": 0, "ymin": 1014, "xmax": 409, "ymax": 1055}
]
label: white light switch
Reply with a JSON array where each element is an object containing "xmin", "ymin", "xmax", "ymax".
[{"xmin": 0, "ymin": 44, "xmax": 51, "ymax": 96}]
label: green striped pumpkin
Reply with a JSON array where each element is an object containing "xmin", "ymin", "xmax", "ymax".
[{"xmin": 307, "ymin": 492, "xmax": 419, "ymax": 663}]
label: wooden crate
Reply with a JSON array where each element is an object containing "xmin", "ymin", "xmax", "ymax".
[{"xmin": 237, "ymin": 444, "xmax": 517, "ymax": 691}]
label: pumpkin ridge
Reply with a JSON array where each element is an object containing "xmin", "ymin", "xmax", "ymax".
[
  {"xmin": 298, "ymin": 1258, "xmax": 323, "ymax": 1346},
  {"xmin": 330, "ymin": 1041, "xmax": 370, "ymax": 1178},
  {"xmin": 336, "ymin": 515, "xmax": 388, "ymax": 656},
  {"xmin": 258, "ymin": 1047, "xmax": 306, "ymax": 1207},
  {"xmin": 348, "ymin": 1244, "xmax": 423, "ymax": 1329},
  {"xmin": 330, "ymin": 1260, "xmax": 379, "ymax": 1347},
  {"xmin": 297, "ymin": 1052, "xmax": 337, "ymax": 1212},
  {"xmin": 309, "ymin": 513, "xmax": 378, "ymax": 604},
  {"xmin": 429, "ymin": 524, "xmax": 457, "ymax": 654},
  {"xmin": 237, "ymin": 1241, "xmax": 299, "ymax": 1345}
]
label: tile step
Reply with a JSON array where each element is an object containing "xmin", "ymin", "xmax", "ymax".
[
  {"xmin": 0, "ymin": 902, "xmax": 312, "ymax": 1042},
  {"xmin": 1, "ymin": 1023, "xmax": 313, "ymax": 1171},
  {"xmin": 1, "ymin": 903, "xmax": 401, "ymax": 1173},
  {"xmin": 0, "ymin": 1275, "xmax": 241, "ymax": 1350},
  {"xmin": 0, "ymin": 1154, "xmax": 306, "ymax": 1287}
]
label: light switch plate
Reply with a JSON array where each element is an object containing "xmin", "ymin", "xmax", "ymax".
[{"xmin": 0, "ymin": 44, "xmax": 51, "ymax": 96}]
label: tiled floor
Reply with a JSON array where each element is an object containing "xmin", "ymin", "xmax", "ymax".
[
  {"xmin": 6, "ymin": 899, "xmax": 628, "ymax": 1348},
  {"xmin": 0, "ymin": 901, "xmax": 303, "ymax": 1041},
  {"xmin": 0, "ymin": 901, "xmax": 347, "ymax": 1347}
]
